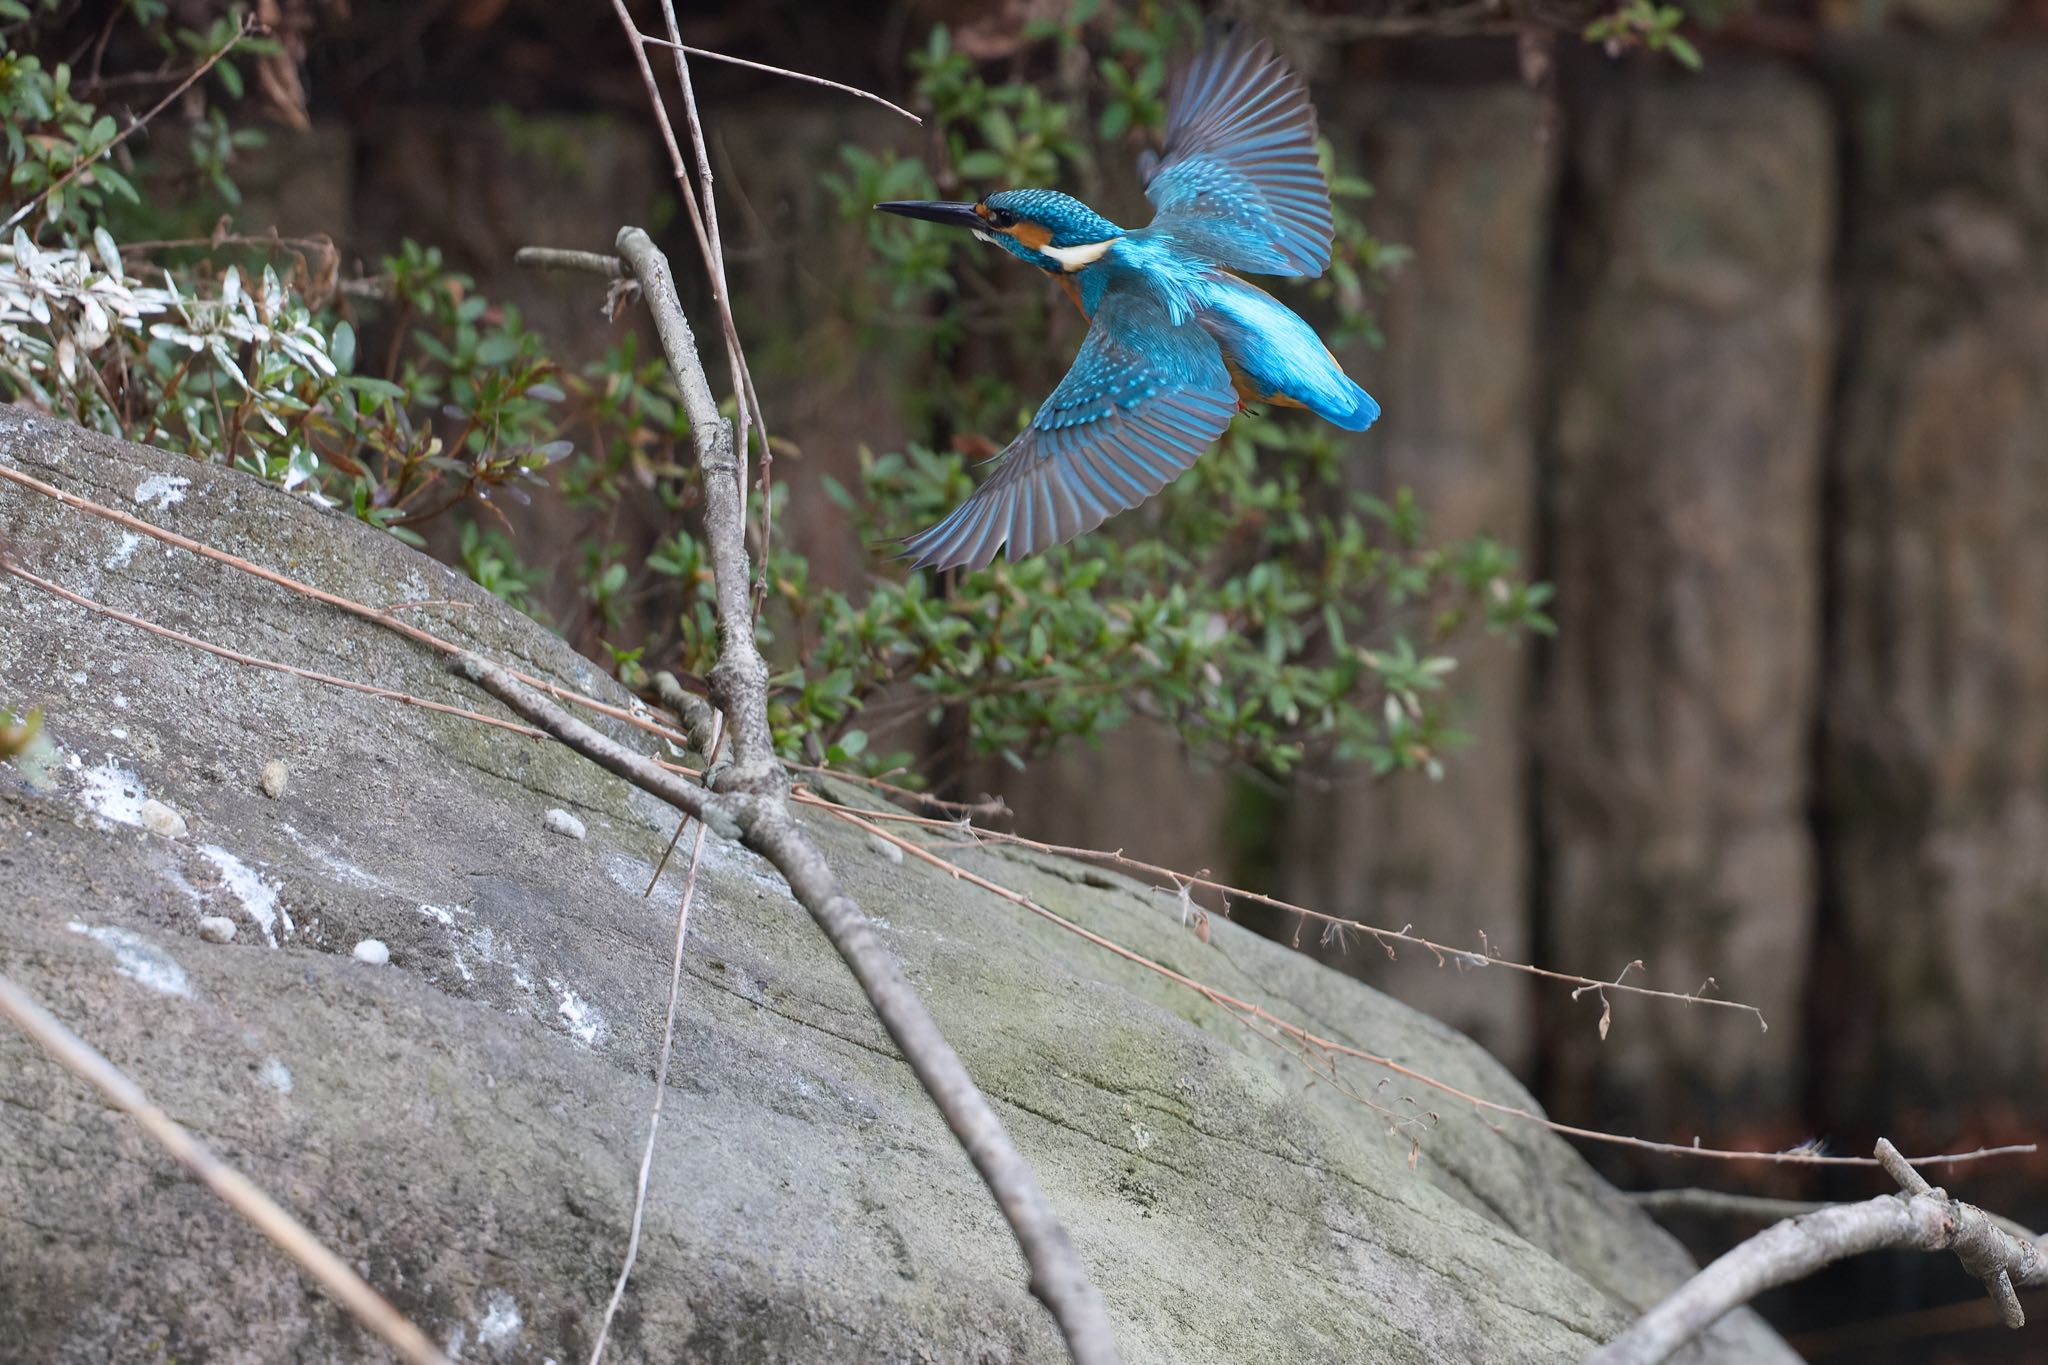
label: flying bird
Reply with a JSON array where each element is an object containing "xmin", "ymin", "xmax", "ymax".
[{"xmin": 876, "ymin": 29, "xmax": 1380, "ymax": 571}]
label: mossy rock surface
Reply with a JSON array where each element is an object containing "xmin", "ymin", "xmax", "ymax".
[{"xmin": 0, "ymin": 408, "xmax": 1792, "ymax": 1363}]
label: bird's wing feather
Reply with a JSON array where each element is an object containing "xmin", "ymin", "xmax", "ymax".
[
  {"xmin": 901, "ymin": 289, "xmax": 1236, "ymax": 570},
  {"xmin": 1141, "ymin": 29, "xmax": 1334, "ymax": 278}
]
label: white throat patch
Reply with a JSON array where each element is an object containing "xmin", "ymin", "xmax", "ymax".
[{"xmin": 1041, "ymin": 238, "xmax": 1115, "ymax": 271}]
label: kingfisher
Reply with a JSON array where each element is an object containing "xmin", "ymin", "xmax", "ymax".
[{"xmin": 877, "ymin": 28, "xmax": 1379, "ymax": 571}]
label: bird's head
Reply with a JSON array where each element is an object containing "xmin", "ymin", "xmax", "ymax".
[{"xmin": 876, "ymin": 189, "xmax": 1123, "ymax": 274}]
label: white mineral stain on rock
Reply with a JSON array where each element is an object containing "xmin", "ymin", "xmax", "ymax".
[
  {"xmin": 475, "ymin": 1291, "xmax": 522, "ymax": 1351},
  {"xmin": 196, "ymin": 845, "xmax": 292, "ymax": 946},
  {"xmin": 67, "ymin": 922, "xmax": 193, "ymax": 998},
  {"xmin": 352, "ymin": 938, "xmax": 390, "ymax": 966},
  {"xmin": 198, "ymin": 915, "xmax": 237, "ymax": 943},
  {"xmin": 257, "ymin": 1057, "xmax": 294, "ymax": 1093},
  {"xmin": 111, "ymin": 694, "xmax": 128, "ymax": 710},
  {"xmin": 132, "ymin": 474, "xmax": 189, "ymax": 510},
  {"xmin": 542, "ymin": 808, "xmax": 586, "ymax": 840},
  {"xmin": 548, "ymin": 979, "xmax": 607, "ymax": 1046},
  {"xmin": 279, "ymin": 823, "xmax": 389, "ymax": 892},
  {"xmin": 259, "ymin": 760, "xmax": 288, "ymax": 800},
  {"xmin": 77, "ymin": 757, "xmax": 147, "ymax": 826},
  {"xmin": 138, "ymin": 797, "xmax": 187, "ymax": 839},
  {"xmin": 104, "ymin": 532, "xmax": 143, "ymax": 569}
]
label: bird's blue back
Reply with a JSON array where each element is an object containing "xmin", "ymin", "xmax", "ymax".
[{"xmin": 896, "ymin": 30, "xmax": 1378, "ymax": 570}]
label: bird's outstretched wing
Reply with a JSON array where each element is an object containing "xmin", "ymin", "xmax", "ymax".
[
  {"xmin": 901, "ymin": 289, "xmax": 1236, "ymax": 570},
  {"xmin": 1141, "ymin": 29, "xmax": 1334, "ymax": 278}
]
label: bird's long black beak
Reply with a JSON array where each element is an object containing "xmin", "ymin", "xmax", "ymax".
[{"xmin": 875, "ymin": 199, "xmax": 984, "ymax": 231}]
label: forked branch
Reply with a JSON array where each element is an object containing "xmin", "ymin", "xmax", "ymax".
[
  {"xmin": 1589, "ymin": 1139, "xmax": 2048, "ymax": 1365},
  {"xmin": 474, "ymin": 230, "xmax": 1120, "ymax": 1365}
]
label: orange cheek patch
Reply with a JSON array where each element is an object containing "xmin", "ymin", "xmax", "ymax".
[{"xmin": 1011, "ymin": 222, "xmax": 1053, "ymax": 250}]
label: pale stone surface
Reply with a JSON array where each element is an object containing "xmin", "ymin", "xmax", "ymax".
[{"xmin": 0, "ymin": 411, "xmax": 1791, "ymax": 1362}]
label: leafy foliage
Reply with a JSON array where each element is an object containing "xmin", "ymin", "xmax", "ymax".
[{"xmin": 1584, "ymin": 1, "xmax": 1704, "ymax": 70}]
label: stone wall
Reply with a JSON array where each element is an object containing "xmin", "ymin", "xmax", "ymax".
[
  {"xmin": 1814, "ymin": 44, "xmax": 2048, "ymax": 1142},
  {"xmin": 1537, "ymin": 65, "xmax": 1835, "ymax": 1139}
]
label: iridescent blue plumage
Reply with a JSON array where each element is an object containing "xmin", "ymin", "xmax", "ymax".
[{"xmin": 877, "ymin": 28, "xmax": 1379, "ymax": 570}]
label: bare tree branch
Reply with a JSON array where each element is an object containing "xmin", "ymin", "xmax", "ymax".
[
  {"xmin": 0, "ymin": 970, "xmax": 450, "ymax": 1365},
  {"xmin": 1588, "ymin": 1139, "xmax": 2048, "ymax": 1365},
  {"xmin": 635, "ymin": 35, "xmax": 922, "ymax": 124},
  {"xmin": 463, "ymin": 230, "xmax": 1122, "ymax": 1365},
  {"xmin": 1628, "ymin": 1186, "xmax": 2044, "ymax": 1245}
]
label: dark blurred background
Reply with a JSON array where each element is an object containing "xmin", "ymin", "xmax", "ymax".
[{"xmin": 33, "ymin": 0, "xmax": 2048, "ymax": 1357}]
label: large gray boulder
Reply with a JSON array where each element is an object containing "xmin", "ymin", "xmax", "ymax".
[{"xmin": 0, "ymin": 408, "xmax": 1791, "ymax": 1363}]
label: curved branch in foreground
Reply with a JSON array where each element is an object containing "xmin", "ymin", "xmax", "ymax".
[
  {"xmin": 1588, "ymin": 1140, "xmax": 2048, "ymax": 1365},
  {"xmin": 0, "ymin": 970, "xmax": 449, "ymax": 1365},
  {"xmin": 474, "ymin": 225, "xmax": 1121, "ymax": 1365}
]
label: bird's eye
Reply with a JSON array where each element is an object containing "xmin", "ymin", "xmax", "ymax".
[{"xmin": 988, "ymin": 208, "xmax": 1016, "ymax": 228}]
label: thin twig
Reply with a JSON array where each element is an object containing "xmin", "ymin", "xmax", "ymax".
[
  {"xmin": 1587, "ymin": 1139, "xmax": 2048, "ymax": 1365},
  {"xmin": 0, "ymin": 557, "xmax": 548, "ymax": 741},
  {"xmin": 513, "ymin": 247, "xmax": 625, "ymax": 278},
  {"xmin": 0, "ymin": 970, "xmax": 449, "ymax": 1365},
  {"xmin": 1628, "ymin": 1186, "xmax": 2044, "ymax": 1246},
  {"xmin": 627, "ymin": 3, "xmax": 778, "ymax": 620},
  {"xmin": 589, "ymin": 809, "xmax": 711, "ymax": 1365},
  {"xmin": 797, "ymin": 799, "xmax": 1769, "ymax": 1028},
  {"xmin": 636, "ymin": 36, "xmax": 922, "ymax": 124},
  {"xmin": 3, "ymin": 16, "xmax": 260, "ymax": 233}
]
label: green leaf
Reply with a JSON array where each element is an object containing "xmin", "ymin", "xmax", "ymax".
[{"xmin": 329, "ymin": 321, "xmax": 356, "ymax": 374}]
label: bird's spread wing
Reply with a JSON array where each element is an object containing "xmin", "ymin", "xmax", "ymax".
[
  {"xmin": 1141, "ymin": 30, "xmax": 1334, "ymax": 278},
  {"xmin": 901, "ymin": 290, "xmax": 1236, "ymax": 570}
]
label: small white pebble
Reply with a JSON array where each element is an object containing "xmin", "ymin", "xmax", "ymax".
[
  {"xmin": 543, "ymin": 808, "xmax": 587, "ymax": 840},
  {"xmin": 866, "ymin": 833, "xmax": 904, "ymax": 864},
  {"xmin": 352, "ymin": 938, "xmax": 390, "ymax": 966},
  {"xmin": 138, "ymin": 798, "xmax": 188, "ymax": 839},
  {"xmin": 198, "ymin": 915, "xmax": 237, "ymax": 943},
  {"xmin": 260, "ymin": 760, "xmax": 289, "ymax": 800}
]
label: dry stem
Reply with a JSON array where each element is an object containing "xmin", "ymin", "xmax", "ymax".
[
  {"xmin": 588, "ymin": 803, "xmax": 712, "ymax": 1365},
  {"xmin": 0, "ymin": 969, "xmax": 449, "ymax": 1365}
]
